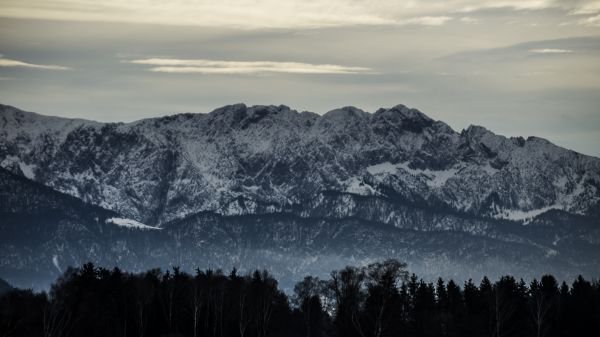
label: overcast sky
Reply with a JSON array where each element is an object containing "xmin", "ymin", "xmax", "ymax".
[{"xmin": 0, "ymin": 0, "xmax": 599, "ymax": 156}]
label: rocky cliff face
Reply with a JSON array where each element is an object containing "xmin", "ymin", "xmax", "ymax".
[{"xmin": 1, "ymin": 103, "xmax": 599, "ymax": 289}]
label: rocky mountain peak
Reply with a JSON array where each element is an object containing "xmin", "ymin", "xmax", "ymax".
[
  {"xmin": 372, "ymin": 104, "xmax": 435, "ymax": 133},
  {"xmin": 204, "ymin": 104, "xmax": 307, "ymax": 132},
  {"xmin": 324, "ymin": 106, "xmax": 368, "ymax": 118},
  {"xmin": 207, "ymin": 103, "xmax": 248, "ymax": 127},
  {"xmin": 317, "ymin": 106, "xmax": 369, "ymax": 132},
  {"xmin": 244, "ymin": 104, "xmax": 293, "ymax": 123},
  {"xmin": 463, "ymin": 124, "xmax": 491, "ymax": 137}
]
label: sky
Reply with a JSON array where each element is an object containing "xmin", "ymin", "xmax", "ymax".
[{"xmin": 0, "ymin": 0, "xmax": 599, "ymax": 156}]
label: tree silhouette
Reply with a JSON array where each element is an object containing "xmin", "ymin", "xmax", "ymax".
[
  {"xmin": 0, "ymin": 261, "xmax": 599, "ymax": 337},
  {"xmin": 293, "ymin": 276, "xmax": 327, "ymax": 337}
]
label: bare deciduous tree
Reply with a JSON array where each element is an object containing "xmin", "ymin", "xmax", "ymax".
[{"xmin": 365, "ymin": 259, "xmax": 408, "ymax": 337}]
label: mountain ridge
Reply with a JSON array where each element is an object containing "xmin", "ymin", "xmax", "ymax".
[
  {"xmin": 0, "ymin": 102, "xmax": 592, "ymax": 159},
  {"xmin": 2, "ymin": 102, "xmax": 598, "ymax": 226},
  {"xmin": 0, "ymin": 102, "xmax": 577, "ymax": 148}
]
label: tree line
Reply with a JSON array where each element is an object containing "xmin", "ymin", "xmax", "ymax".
[{"xmin": 0, "ymin": 260, "xmax": 599, "ymax": 337}]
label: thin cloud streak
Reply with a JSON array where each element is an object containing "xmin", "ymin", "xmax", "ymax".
[
  {"xmin": 0, "ymin": 57, "xmax": 70, "ymax": 70},
  {"xmin": 529, "ymin": 48, "xmax": 573, "ymax": 53},
  {"xmin": 405, "ymin": 16, "xmax": 452, "ymax": 26},
  {"xmin": 130, "ymin": 58, "xmax": 374, "ymax": 75}
]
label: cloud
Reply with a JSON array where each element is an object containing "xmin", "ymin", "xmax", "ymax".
[
  {"xmin": 569, "ymin": 1, "xmax": 600, "ymax": 15},
  {"xmin": 459, "ymin": 16, "xmax": 480, "ymax": 24},
  {"xmin": 529, "ymin": 48, "xmax": 573, "ymax": 53},
  {"xmin": 459, "ymin": 1, "xmax": 554, "ymax": 12},
  {"xmin": 0, "ymin": 0, "xmax": 454, "ymax": 28},
  {"xmin": 4, "ymin": 0, "xmax": 592, "ymax": 29},
  {"xmin": 459, "ymin": 0, "xmax": 600, "ymax": 14},
  {"xmin": 441, "ymin": 36, "xmax": 600, "ymax": 64},
  {"xmin": 404, "ymin": 16, "xmax": 452, "ymax": 26},
  {"xmin": 578, "ymin": 14, "xmax": 600, "ymax": 26},
  {"xmin": 0, "ymin": 56, "xmax": 70, "ymax": 70},
  {"xmin": 129, "ymin": 58, "xmax": 374, "ymax": 75}
]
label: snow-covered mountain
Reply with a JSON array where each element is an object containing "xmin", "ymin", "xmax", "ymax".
[
  {"xmin": 1, "ymin": 103, "xmax": 599, "ymax": 289},
  {"xmin": 2, "ymin": 103, "xmax": 598, "ymax": 225}
]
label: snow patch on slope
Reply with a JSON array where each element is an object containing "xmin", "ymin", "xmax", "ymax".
[
  {"xmin": 52, "ymin": 255, "xmax": 61, "ymax": 273},
  {"xmin": 18, "ymin": 162, "xmax": 36, "ymax": 179},
  {"xmin": 345, "ymin": 177, "xmax": 379, "ymax": 195},
  {"xmin": 367, "ymin": 161, "xmax": 460, "ymax": 187},
  {"xmin": 106, "ymin": 217, "xmax": 161, "ymax": 230},
  {"xmin": 366, "ymin": 162, "xmax": 398, "ymax": 175},
  {"xmin": 493, "ymin": 205, "xmax": 559, "ymax": 222}
]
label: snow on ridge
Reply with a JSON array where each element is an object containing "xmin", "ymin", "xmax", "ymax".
[{"xmin": 106, "ymin": 217, "xmax": 161, "ymax": 230}]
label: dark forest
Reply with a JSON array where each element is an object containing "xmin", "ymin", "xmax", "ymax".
[{"xmin": 1, "ymin": 260, "xmax": 599, "ymax": 337}]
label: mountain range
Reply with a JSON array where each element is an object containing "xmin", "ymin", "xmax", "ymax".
[{"xmin": 1, "ymin": 103, "xmax": 599, "ymax": 290}]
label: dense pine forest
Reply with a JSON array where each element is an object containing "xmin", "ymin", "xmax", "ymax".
[{"xmin": 1, "ymin": 260, "xmax": 599, "ymax": 337}]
